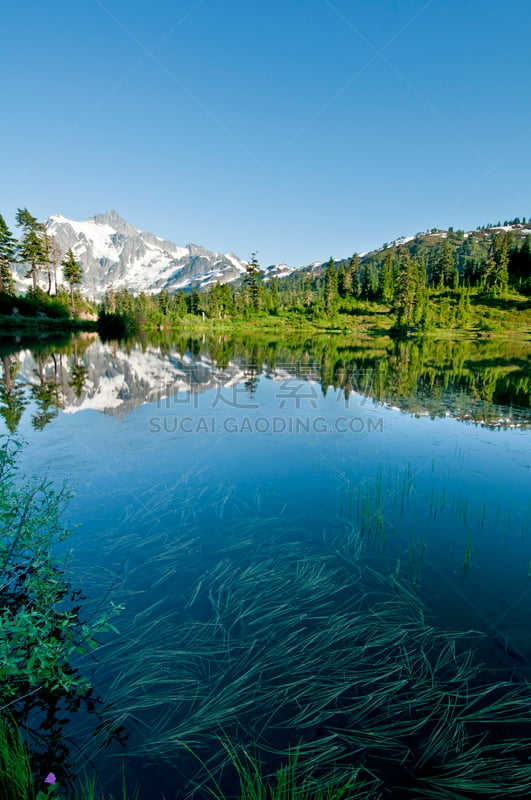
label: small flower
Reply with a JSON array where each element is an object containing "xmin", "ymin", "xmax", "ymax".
[{"xmin": 44, "ymin": 773, "xmax": 56, "ymax": 785}]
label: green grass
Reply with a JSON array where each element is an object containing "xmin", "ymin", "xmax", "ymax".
[
  {"xmin": 127, "ymin": 289, "xmax": 531, "ymax": 339},
  {"xmin": 191, "ymin": 741, "xmax": 380, "ymax": 800},
  {"xmin": 0, "ymin": 716, "xmax": 33, "ymax": 800},
  {"xmin": 0, "ymin": 313, "xmax": 97, "ymax": 333}
]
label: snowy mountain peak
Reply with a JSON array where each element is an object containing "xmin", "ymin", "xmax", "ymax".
[
  {"xmin": 44, "ymin": 212, "xmax": 249, "ymax": 298},
  {"xmin": 89, "ymin": 210, "xmax": 138, "ymax": 235}
]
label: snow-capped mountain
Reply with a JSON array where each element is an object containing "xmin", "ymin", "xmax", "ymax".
[{"xmin": 45, "ymin": 211, "xmax": 249, "ymax": 297}]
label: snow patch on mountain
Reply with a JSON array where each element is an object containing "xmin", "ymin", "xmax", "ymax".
[{"xmin": 45, "ymin": 211, "xmax": 249, "ymax": 298}]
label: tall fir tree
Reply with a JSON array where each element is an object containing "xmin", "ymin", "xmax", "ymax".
[
  {"xmin": 393, "ymin": 253, "xmax": 426, "ymax": 329},
  {"xmin": 16, "ymin": 208, "xmax": 49, "ymax": 293},
  {"xmin": 337, "ymin": 262, "xmax": 352, "ymax": 298},
  {"xmin": 303, "ymin": 276, "xmax": 313, "ymax": 307},
  {"xmin": 323, "ymin": 257, "xmax": 339, "ymax": 314},
  {"xmin": 243, "ymin": 253, "xmax": 263, "ymax": 312},
  {"xmin": 360, "ymin": 263, "xmax": 378, "ymax": 300},
  {"xmin": 483, "ymin": 231, "xmax": 510, "ymax": 297},
  {"xmin": 61, "ymin": 248, "xmax": 83, "ymax": 315},
  {"xmin": 439, "ymin": 241, "xmax": 458, "ymax": 288},
  {"xmin": 349, "ymin": 254, "xmax": 361, "ymax": 297},
  {"xmin": 268, "ymin": 276, "xmax": 279, "ymax": 313},
  {"xmin": 379, "ymin": 252, "xmax": 395, "ymax": 303},
  {"xmin": 47, "ymin": 235, "xmax": 62, "ymax": 295},
  {"xmin": 0, "ymin": 215, "xmax": 16, "ymax": 294},
  {"xmin": 174, "ymin": 290, "xmax": 188, "ymax": 317}
]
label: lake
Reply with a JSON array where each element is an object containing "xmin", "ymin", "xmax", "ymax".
[{"xmin": 2, "ymin": 330, "xmax": 531, "ymax": 799}]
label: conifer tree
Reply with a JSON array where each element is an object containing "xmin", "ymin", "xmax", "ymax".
[
  {"xmin": 323, "ymin": 257, "xmax": 338, "ymax": 314},
  {"xmin": 393, "ymin": 253, "xmax": 425, "ymax": 329},
  {"xmin": 158, "ymin": 290, "xmax": 170, "ymax": 316},
  {"xmin": 268, "ymin": 277, "xmax": 279, "ymax": 313},
  {"xmin": 360, "ymin": 263, "xmax": 377, "ymax": 300},
  {"xmin": 103, "ymin": 286, "xmax": 116, "ymax": 314},
  {"xmin": 16, "ymin": 208, "xmax": 49, "ymax": 293},
  {"xmin": 42, "ymin": 232, "xmax": 55, "ymax": 295},
  {"xmin": 379, "ymin": 252, "xmax": 395, "ymax": 303},
  {"xmin": 0, "ymin": 215, "xmax": 16, "ymax": 294},
  {"xmin": 303, "ymin": 276, "xmax": 313, "ymax": 307},
  {"xmin": 483, "ymin": 231, "xmax": 510, "ymax": 297},
  {"xmin": 190, "ymin": 289, "xmax": 202, "ymax": 315},
  {"xmin": 432, "ymin": 241, "xmax": 458, "ymax": 288},
  {"xmin": 174, "ymin": 290, "xmax": 188, "ymax": 317},
  {"xmin": 440, "ymin": 241, "xmax": 458, "ymax": 288},
  {"xmin": 349, "ymin": 254, "xmax": 361, "ymax": 297},
  {"xmin": 337, "ymin": 262, "xmax": 351, "ymax": 298},
  {"xmin": 61, "ymin": 248, "xmax": 83, "ymax": 315},
  {"xmin": 243, "ymin": 253, "xmax": 263, "ymax": 312},
  {"xmin": 47, "ymin": 235, "xmax": 62, "ymax": 295}
]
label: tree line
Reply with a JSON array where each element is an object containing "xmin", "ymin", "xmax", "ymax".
[
  {"xmin": 3, "ymin": 207, "xmax": 531, "ymax": 334},
  {"xmin": 99, "ymin": 230, "xmax": 531, "ymax": 334},
  {"xmin": 0, "ymin": 209, "xmax": 84, "ymax": 317}
]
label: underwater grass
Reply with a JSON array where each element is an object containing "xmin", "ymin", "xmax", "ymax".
[
  {"xmin": 189, "ymin": 740, "xmax": 382, "ymax": 800},
  {"xmin": 70, "ymin": 513, "xmax": 531, "ymax": 800}
]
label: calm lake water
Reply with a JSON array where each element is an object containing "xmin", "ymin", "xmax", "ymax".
[{"xmin": 2, "ymin": 331, "xmax": 531, "ymax": 799}]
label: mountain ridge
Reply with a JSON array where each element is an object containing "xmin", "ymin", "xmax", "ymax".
[
  {"xmin": 43, "ymin": 210, "xmax": 252, "ymax": 298},
  {"xmin": 13, "ymin": 210, "xmax": 531, "ymax": 299}
]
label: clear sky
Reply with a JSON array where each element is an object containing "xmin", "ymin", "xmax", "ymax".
[{"xmin": 2, "ymin": 0, "xmax": 530, "ymax": 267}]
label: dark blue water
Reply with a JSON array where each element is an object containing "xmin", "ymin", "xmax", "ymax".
[{"xmin": 3, "ymin": 334, "xmax": 531, "ymax": 799}]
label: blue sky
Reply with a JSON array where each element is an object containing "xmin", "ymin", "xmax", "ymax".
[{"xmin": 2, "ymin": 0, "xmax": 531, "ymax": 267}]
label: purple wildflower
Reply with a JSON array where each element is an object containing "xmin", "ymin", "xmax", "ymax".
[{"xmin": 44, "ymin": 773, "xmax": 57, "ymax": 785}]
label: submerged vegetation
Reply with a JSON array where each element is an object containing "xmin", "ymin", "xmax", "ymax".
[
  {"xmin": 1, "ymin": 426, "xmax": 531, "ymax": 797},
  {"xmin": 81, "ymin": 498, "xmax": 531, "ymax": 799},
  {"xmin": 0, "ymin": 438, "xmax": 121, "ymax": 798}
]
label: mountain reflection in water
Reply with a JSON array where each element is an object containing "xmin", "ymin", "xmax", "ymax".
[{"xmin": 1, "ymin": 331, "xmax": 530, "ymax": 433}]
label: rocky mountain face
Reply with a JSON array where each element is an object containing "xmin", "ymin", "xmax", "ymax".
[{"xmin": 44, "ymin": 211, "xmax": 250, "ymax": 297}]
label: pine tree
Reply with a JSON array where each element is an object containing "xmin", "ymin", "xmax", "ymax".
[
  {"xmin": 61, "ymin": 248, "xmax": 83, "ymax": 316},
  {"xmin": 440, "ymin": 241, "xmax": 458, "ymax": 288},
  {"xmin": 337, "ymin": 262, "xmax": 351, "ymax": 298},
  {"xmin": 303, "ymin": 276, "xmax": 313, "ymax": 308},
  {"xmin": 174, "ymin": 290, "xmax": 188, "ymax": 317},
  {"xmin": 360, "ymin": 263, "xmax": 377, "ymax": 300},
  {"xmin": 483, "ymin": 231, "xmax": 510, "ymax": 297},
  {"xmin": 349, "ymin": 254, "xmax": 361, "ymax": 297},
  {"xmin": 158, "ymin": 290, "xmax": 170, "ymax": 316},
  {"xmin": 432, "ymin": 241, "xmax": 458, "ymax": 289},
  {"xmin": 379, "ymin": 252, "xmax": 395, "ymax": 303},
  {"xmin": 0, "ymin": 215, "xmax": 16, "ymax": 294},
  {"xmin": 393, "ymin": 254, "xmax": 425, "ymax": 330},
  {"xmin": 103, "ymin": 287, "xmax": 116, "ymax": 314},
  {"xmin": 243, "ymin": 253, "xmax": 263, "ymax": 312},
  {"xmin": 323, "ymin": 257, "xmax": 338, "ymax": 315},
  {"xmin": 47, "ymin": 235, "xmax": 62, "ymax": 295},
  {"xmin": 42, "ymin": 232, "xmax": 55, "ymax": 295},
  {"xmin": 190, "ymin": 290, "xmax": 202, "ymax": 315},
  {"xmin": 16, "ymin": 208, "xmax": 49, "ymax": 293},
  {"xmin": 268, "ymin": 277, "xmax": 279, "ymax": 313}
]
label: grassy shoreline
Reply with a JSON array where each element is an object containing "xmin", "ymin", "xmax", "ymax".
[
  {"xmin": 0, "ymin": 313, "xmax": 98, "ymax": 334},
  {"xmin": 1, "ymin": 290, "xmax": 531, "ymax": 342}
]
